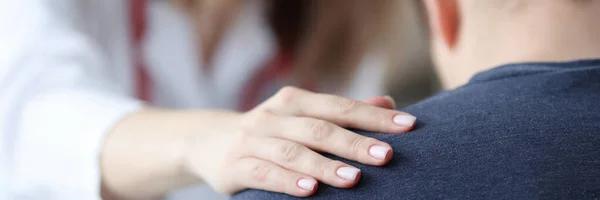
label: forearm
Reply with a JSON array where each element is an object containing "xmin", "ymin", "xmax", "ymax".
[
  {"xmin": 100, "ymin": 108, "xmax": 193, "ymax": 199},
  {"xmin": 100, "ymin": 109, "xmax": 239, "ymax": 199}
]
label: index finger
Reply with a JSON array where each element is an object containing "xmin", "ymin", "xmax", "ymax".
[{"xmin": 263, "ymin": 87, "xmax": 416, "ymax": 134}]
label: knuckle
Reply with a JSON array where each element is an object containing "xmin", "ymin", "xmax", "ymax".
[
  {"xmin": 241, "ymin": 111, "xmax": 273, "ymax": 132},
  {"xmin": 279, "ymin": 86, "xmax": 300, "ymax": 96},
  {"xmin": 308, "ymin": 120, "xmax": 333, "ymax": 141},
  {"xmin": 280, "ymin": 143, "xmax": 304, "ymax": 163},
  {"xmin": 273, "ymin": 86, "xmax": 302, "ymax": 106},
  {"xmin": 251, "ymin": 111, "xmax": 273, "ymax": 124},
  {"xmin": 332, "ymin": 98, "xmax": 359, "ymax": 115},
  {"xmin": 316, "ymin": 164, "xmax": 328, "ymax": 179},
  {"xmin": 350, "ymin": 136, "xmax": 371, "ymax": 155},
  {"xmin": 235, "ymin": 130, "xmax": 253, "ymax": 148},
  {"xmin": 250, "ymin": 163, "xmax": 272, "ymax": 182}
]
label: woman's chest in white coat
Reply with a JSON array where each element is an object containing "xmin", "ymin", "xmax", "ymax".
[
  {"xmin": 144, "ymin": 0, "xmax": 277, "ymax": 110},
  {"xmin": 131, "ymin": 0, "xmax": 383, "ymax": 112}
]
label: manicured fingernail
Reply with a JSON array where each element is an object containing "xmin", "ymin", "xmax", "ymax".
[
  {"xmin": 393, "ymin": 115, "xmax": 416, "ymax": 127},
  {"xmin": 297, "ymin": 179, "xmax": 317, "ymax": 191},
  {"xmin": 369, "ymin": 145, "xmax": 391, "ymax": 160},
  {"xmin": 336, "ymin": 167, "xmax": 361, "ymax": 181}
]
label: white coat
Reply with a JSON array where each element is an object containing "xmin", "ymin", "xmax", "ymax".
[{"xmin": 0, "ymin": 0, "xmax": 386, "ymax": 199}]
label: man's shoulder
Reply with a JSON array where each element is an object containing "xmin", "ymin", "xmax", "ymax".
[{"xmin": 234, "ymin": 63, "xmax": 600, "ymax": 199}]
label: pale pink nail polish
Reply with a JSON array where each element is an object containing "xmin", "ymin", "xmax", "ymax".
[
  {"xmin": 297, "ymin": 179, "xmax": 317, "ymax": 191},
  {"xmin": 336, "ymin": 167, "xmax": 361, "ymax": 181},
  {"xmin": 369, "ymin": 145, "xmax": 390, "ymax": 160},
  {"xmin": 393, "ymin": 115, "xmax": 416, "ymax": 127}
]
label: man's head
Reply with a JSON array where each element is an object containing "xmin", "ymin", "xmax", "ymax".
[{"xmin": 422, "ymin": 0, "xmax": 600, "ymax": 88}]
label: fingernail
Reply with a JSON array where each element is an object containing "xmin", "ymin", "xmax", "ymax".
[
  {"xmin": 336, "ymin": 167, "xmax": 361, "ymax": 181},
  {"xmin": 297, "ymin": 179, "xmax": 317, "ymax": 191},
  {"xmin": 369, "ymin": 145, "xmax": 391, "ymax": 160},
  {"xmin": 393, "ymin": 115, "xmax": 416, "ymax": 127}
]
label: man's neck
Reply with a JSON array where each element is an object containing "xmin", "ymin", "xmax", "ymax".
[
  {"xmin": 445, "ymin": 4, "xmax": 600, "ymax": 89},
  {"xmin": 484, "ymin": 17, "xmax": 600, "ymax": 71}
]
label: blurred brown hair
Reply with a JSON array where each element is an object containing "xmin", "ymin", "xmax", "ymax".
[{"xmin": 171, "ymin": 0, "xmax": 402, "ymax": 90}]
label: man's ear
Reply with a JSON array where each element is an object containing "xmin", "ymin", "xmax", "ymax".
[{"xmin": 423, "ymin": 0, "xmax": 460, "ymax": 50}]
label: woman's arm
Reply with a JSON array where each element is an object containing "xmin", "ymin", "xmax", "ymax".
[
  {"xmin": 102, "ymin": 88, "xmax": 415, "ymax": 199},
  {"xmin": 100, "ymin": 109, "xmax": 233, "ymax": 199}
]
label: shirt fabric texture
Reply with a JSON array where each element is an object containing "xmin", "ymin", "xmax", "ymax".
[{"xmin": 234, "ymin": 59, "xmax": 600, "ymax": 200}]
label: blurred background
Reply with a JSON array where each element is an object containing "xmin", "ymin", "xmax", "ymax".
[
  {"xmin": 382, "ymin": 0, "xmax": 439, "ymax": 107},
  {"xmin": 164, "ymin": 0, "xmax": 440, "ymax": 109},
  {"xmin": 49, "ymin": 0, "xmax": 440, "ymax": 108}
]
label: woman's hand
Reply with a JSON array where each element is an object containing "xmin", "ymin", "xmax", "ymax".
[{"xmin": 184, "ymin": 86, "xmax": 417, "ymax": 197}]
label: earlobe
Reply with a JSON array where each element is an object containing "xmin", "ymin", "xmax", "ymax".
[{"xmin": 424, "ymin": 0, "xmax": 460, "ymax": 50}]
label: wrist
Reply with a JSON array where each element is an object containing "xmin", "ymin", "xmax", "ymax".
[
  {"xmin": 101, "ymin": 109, "xmax": 202, "ymax": 198},
  {"xmin": 179, "ymin": 110, "xmax": 243, "ymax": 190}
]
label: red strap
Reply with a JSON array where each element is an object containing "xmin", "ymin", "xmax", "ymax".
[{"xmin": 130, "ymin": 0, "xmax": 152, "ymax": 102}]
